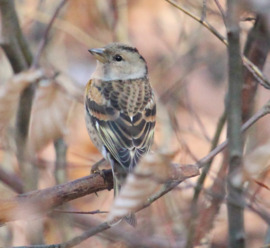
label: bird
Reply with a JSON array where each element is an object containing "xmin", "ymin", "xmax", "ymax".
[{"xmin": 84, "ymin": 43, "xmax": 156, "ymax": 225}]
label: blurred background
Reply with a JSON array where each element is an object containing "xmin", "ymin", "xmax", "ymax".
[{"xmin": 1, "ymin": 0, "xmax": 270, "ymax": 247}]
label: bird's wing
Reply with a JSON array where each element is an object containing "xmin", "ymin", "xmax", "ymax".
[{"xmin": 85, "ymin": 80, "xmax": 156, "ymax": 170}]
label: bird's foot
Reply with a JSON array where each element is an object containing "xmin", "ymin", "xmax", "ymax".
[{"xmin": 91, "ymin": 158, "xmax": 106, "ymax": 175}]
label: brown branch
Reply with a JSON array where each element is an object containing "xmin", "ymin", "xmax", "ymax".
[
  {"xmin": 43, "ymin": 164, "xmax": 200, "ymax": 248},
  {"xmin": 2, "ymin": 98, "xmax": 270, "ymax": 246},
  {"xmin": 0, "ymin": 170, "xmax": 113, "ymax": 224},
  {"xmin": 0, "ymin": 164, "xmax": 198, "ymax": 225},
  {"xmin": 2, "ymin": 99, "xmax": 269, "ymax": 224},
  {"xmin": 242, "ymin": 16, "xmax": 270, "ymax": 122}
]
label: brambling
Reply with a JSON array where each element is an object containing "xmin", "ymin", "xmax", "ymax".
[{"xmin": 84, "ymin": 43, "xmax": 156, "ymax": 224}]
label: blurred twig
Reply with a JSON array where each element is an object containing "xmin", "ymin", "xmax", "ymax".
[
  {"xmin": 35, "ymin": 165, "xmax": 200, "ymax": 248},
  {"xmin": 214, "ymin": 0, "xmax": 226, "ymax": 25},
  {"xmin": 31, "ymin": 0, "xmax": 68, "ymax": 69},
  {"xmin": 21, "ymin": 8, "xmax": 102, "ymax": 47},
  {"xmin": 0, "ymin": 163, "xmax": 197, "ymax": 225},
  {"xmin": 192, "ymin": 16, "xmax": 270, "ymax": 245},
  {"xmin": 53, "ymin": 209, "xmax": 108, "ymax": 215},
  {"xmin": 165, "ymin": 0, "xmax": 227, "ymax": 44},
  {"xmin": 54, "ymin": 138, "xmax": 68, "ymax": 185},
  {"xmin": 2, "ymin": 100, "xmax": 270, "ymax": 245},
  {"xmin": 0, "ymin": 0, "xmax": 36, "ymax": 192},
  {"xmin": 196, "ymin": 102, "xmax": 270, "ymax": 168},
  {"xmin": 54, "ymin": 138, "xmax": 71, "ymax": 242},
  {"xmin": 186, "ymin": 110, "xmax": 226, "ymax": 247},
  {"xmin": 165, "ymin": 0, "xmax": 270, "ymax": 90}
]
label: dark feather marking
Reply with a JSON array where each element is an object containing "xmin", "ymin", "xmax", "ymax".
[
  {"xmin": 145, "ymin": 104, "xmax": 156, "ymax": 117},
  {"xmin": 133, "ymin": 113, "xmax": 142, "ymax": 123},
  {"xmin": 118, "ymin": 45, "xmax": 138, "ymax": 53},
  {"xmin": 108, "ymin": 121, "xmax": 133, "ymax": 148},
  {"xmin": 132, "ymin": 119, "xmax": 146, "ymax": 137},
  {"xmin": 88, "ymin": 100, "xmax": 116, "ymax": 116}
]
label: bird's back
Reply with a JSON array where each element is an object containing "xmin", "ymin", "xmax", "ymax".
[{"xmin": 85, "ymin": 77, "xmax": 156, "ymax": 171}]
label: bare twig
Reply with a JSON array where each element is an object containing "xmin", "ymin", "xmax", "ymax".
[
  {"xmin": 196, "ymin": 103, "xmax": 270, "ymax": 168},
  {"xmin": 54, "ymin": 138, "xmax": 71, "ymax": 242},
  {"xmin": 164, "ymin": 0, "xmax": 227, "ymax": 44},
  {"xmin": 43, "ymin": 165, "xmax": 200, "ymax": 248},
  {"xmin": 53, "ymin": 209, "xmax": 108, "ymax": 215},
  {"xmin": 0, "ymin": 168, "xmax": 113, "ymax": 224},
  {"xmin": 214, "ymin": 0, "xmax": 226, "ymax": 25},
  {"xmin": 3, "ymin": 99, "xmax": 270, "ymax": 246},
  {"xmin": 164, "ymin": 0, "xmax": 270, "ymax": 90},
  {"xmin": 192, "ymin": 15, "xmax": 270, "ymax": 245},
  {"xmin": 31, "ymin": 0, "xmax": 68, "ymax": 68},
  {"xmin": 201, "ymin": 0, "xmax": 207, "ymax": 22},
  {"xmin": 186, "ymin": 110, "xmax": 226, "ymax": 247}
]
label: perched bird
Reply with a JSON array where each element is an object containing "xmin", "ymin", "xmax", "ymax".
[{"xmin": 84, "ymin": 43, "xmax": 156, "ymax": 224}]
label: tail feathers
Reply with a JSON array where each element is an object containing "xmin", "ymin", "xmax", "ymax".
[{"xmin": 113, "ymin": 176, "xmax": 137, "ymax": 227}]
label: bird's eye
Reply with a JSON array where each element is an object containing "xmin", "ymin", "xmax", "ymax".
[{"xmin": 113, "ymin": 54, "xmax": 123, "ymax": 62}]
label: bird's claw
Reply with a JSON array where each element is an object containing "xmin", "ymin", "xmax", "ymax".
[{"xmin": 91, "ymin": 159, "xmax": 106, "ymax": 176}]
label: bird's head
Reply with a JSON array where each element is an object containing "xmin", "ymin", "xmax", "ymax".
[{"xmin": 89, "ymin": 43, "xmax": 148, "ymax": 81}]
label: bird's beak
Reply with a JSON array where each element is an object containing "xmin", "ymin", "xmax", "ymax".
[{"xmin": 88, "ymin": 48, "xmax": 107, "ymax": 63}]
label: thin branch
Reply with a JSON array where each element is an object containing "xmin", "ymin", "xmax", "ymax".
[
  {"xmin": 164, "ymin": 0, "xmax": 227, "ymax": 44},
  {"xmin": 0, "ymin": 169, "xmax": 113, "ymax": 224},
  {"xmin": 196, "ymin": 103, "xmax": 270, "ymax": 168},
  {"xmin": 201, "ymin": 0, "xmax": 207, "ymax": 22},
  {"xmin": 44, "ymin": 165, "xmax": 200, "ymax": 248},
  {"xmin": 31, "ymin": 0, "xmax": 68, "ymax": 69},
  {"xmin": 186, "ymin": 110, "xmax": 226, "ymax": 247},
  {"xmin": 53, "ymin": 209, "xmax": 108, "ymax": 215},
  {"xmin": 4, "ymin": 98, "xmax": 270, "ymax": 246},
  {"xmin": 1, "ymin": 99, "xmax": 269, "ymax": 226},
  {"xmin": 192, "ymin": 15, "xmax": 270, "ymax": 245},
  {"xmin": 164, "ymin": 0, "xmax": 270, "ymax": 90},
  {"xmin": 214, "ymin": 0, "xmax": 226, "ymax": 25}
]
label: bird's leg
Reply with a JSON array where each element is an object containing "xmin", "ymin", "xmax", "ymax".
[{"xmin": 91, "ymin": 158, "xmax": 106, "ymax": 175}]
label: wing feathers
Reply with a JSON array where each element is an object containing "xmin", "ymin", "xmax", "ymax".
[{"xmin": 86, "ymin": 78, "xmax": 155, "ymax": 170}]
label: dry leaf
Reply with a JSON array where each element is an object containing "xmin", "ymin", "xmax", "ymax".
[
  {"xmin": 0, "ymin": 70, "xmax": 43, "ymax": 136},
  {"xmin": 244, "ymin": 142, "xmax": 270, "ymax": 179},
  {"xmin": 27, "ymin": 78, "xmax": 79, "ymax": 153},
  {"xmin": 107, "ymin": 151, "xmax": 178, "ymax": 224}
]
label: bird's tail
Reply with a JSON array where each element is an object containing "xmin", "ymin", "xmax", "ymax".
[{"xmin": 113, "ymin": 171, "xmax": 137, "ymax": 227}]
